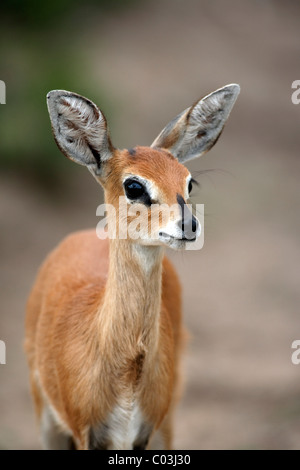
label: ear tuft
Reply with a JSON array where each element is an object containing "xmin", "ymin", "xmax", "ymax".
[{"xmin": 47, "ymin": 90, "xmax": 114, "ymax": 175}]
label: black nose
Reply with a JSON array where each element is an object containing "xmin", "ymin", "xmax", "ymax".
[
  {"xmin": 180, "ymin": 215, "xmax": 198, "ymax": 239},
  {"xmin": 186, "ymin": 215, "xmax": 198, "ymax": 233},
  {"xmin": 177, "ymin": 194, "xmax": 198, "ymax": 240}
]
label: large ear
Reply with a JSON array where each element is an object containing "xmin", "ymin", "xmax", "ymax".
[
  {"xmin": 47, "ymin": 90, "xmax": 115, "ymax": 176},
  {"xmin": 151, "ymin": 84, "xmax": 240, "ymax": 163}
]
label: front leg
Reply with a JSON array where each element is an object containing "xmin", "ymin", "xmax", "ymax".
[{"xmin": 41, "ymin": 405, "xmax": 75, "ymax": 450}]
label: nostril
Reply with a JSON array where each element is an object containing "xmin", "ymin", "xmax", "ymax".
[
  {"xmin": 177, "ymin": 219, "xmax": 185, "ymax": 232},
  {"xmin": 191, "ymin": 216, "xmax": 198, "ymax": 234},
  {"xmin": 180, "ymin": 217, "xmax": 198, "ymax": 233},
  {"xmin": 179, "ymin": 215, "xmax": 198, "ymax": 240}
]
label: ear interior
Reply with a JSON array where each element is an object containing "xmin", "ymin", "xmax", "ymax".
[
  {"xmin": 47, "ymin": 90, "xmax": 114, "ymax": 175},
  {"xmin": 151, "ymin": 84, "xmax": 240, "ymax": 163}
]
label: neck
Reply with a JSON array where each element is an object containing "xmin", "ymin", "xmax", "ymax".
[{"xmin": 99, "ymin": 239, "xmax": 164, "ymax": 359}]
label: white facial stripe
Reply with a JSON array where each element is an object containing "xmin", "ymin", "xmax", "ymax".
[
  {"xmin": 122, "ymin": 174, "xmax": 159, "ymax": 202},
  {"xmin": 123, "ymin": 174, "xmax": 192, "ymax": 203}
]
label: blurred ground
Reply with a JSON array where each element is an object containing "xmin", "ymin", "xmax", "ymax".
[{"xmin": 0, "ymin": 0, "xmax": 300, "ymax": 449}]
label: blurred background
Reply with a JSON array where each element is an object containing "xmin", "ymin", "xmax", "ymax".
[{"xmin": 1, "ymin": 0, "xmax": 300, "ymax": 449}]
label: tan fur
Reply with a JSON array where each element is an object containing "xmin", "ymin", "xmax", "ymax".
[
  {"xmin": 25, "ymin": 148, "xmax": 186, "ymax": 450},
  {"xmin": 26, "ymin": 86, "xmax": 239, "ymax": 449},
  {"xmin": 26, "ymin": 230, "xmax": 183, "ymax": 449}
]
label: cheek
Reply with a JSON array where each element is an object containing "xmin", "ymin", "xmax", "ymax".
[
  {"xmin": 148, "ymin": 205, "xmax": 176, "ymax": 232},
  {"xmin": 147, "ymin": 209, "xmax": 159, "ymax": 233},
  {"xmin": 123, "ymin": 204, "xmax": 152, "ymax": 237},
  {"xmin": 105, "ymin": 187, "xmax": 124, "ymax": 206}
]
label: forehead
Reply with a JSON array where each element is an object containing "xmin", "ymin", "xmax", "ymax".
[{"xmin": 117, "ymin": 146, "xmax": 190, "ymax": 187}]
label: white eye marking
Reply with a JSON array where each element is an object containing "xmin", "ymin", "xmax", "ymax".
[{"xmin": 185, "ymin": 174, "xmax": 192, "ymax": 200}]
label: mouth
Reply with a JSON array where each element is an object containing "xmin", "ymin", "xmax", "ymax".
[{"xmin": 159, "ymin": 232, "xmax": 197, "ymax": 242}]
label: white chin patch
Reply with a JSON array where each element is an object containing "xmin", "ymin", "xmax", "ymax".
[{"xmin": 159, "ymin": 233, "xmax": 185, "ymax": 250}]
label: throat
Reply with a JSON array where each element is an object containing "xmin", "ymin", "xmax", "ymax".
[
  {"xmin": 132, "ymin": 243, "xmax": 164, "ymax": 275},
  {"xmin": 100, "ymin": 240, "xmax": 164, "ymax": 355},
  {"xmin": 93, "ymin": 241, "xmax": 163, "ymax": 449}
]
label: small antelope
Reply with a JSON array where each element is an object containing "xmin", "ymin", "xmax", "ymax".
[{"xmin": 25, "ymin": 84, "xmax": 239, "ymax": 450}]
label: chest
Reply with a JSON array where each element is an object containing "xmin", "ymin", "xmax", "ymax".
[{"xmin": 89, "ymin": 400, "xmax": 152, "ymax": 450}]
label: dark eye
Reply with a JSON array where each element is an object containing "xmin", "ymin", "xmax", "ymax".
[
  {"xmin": 124, "ymin": 179, "xmax": 145, "ymax": 200},
  {"xmin": 188, "ymin": 180, "xmax": 193, "ymax": 194}
]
